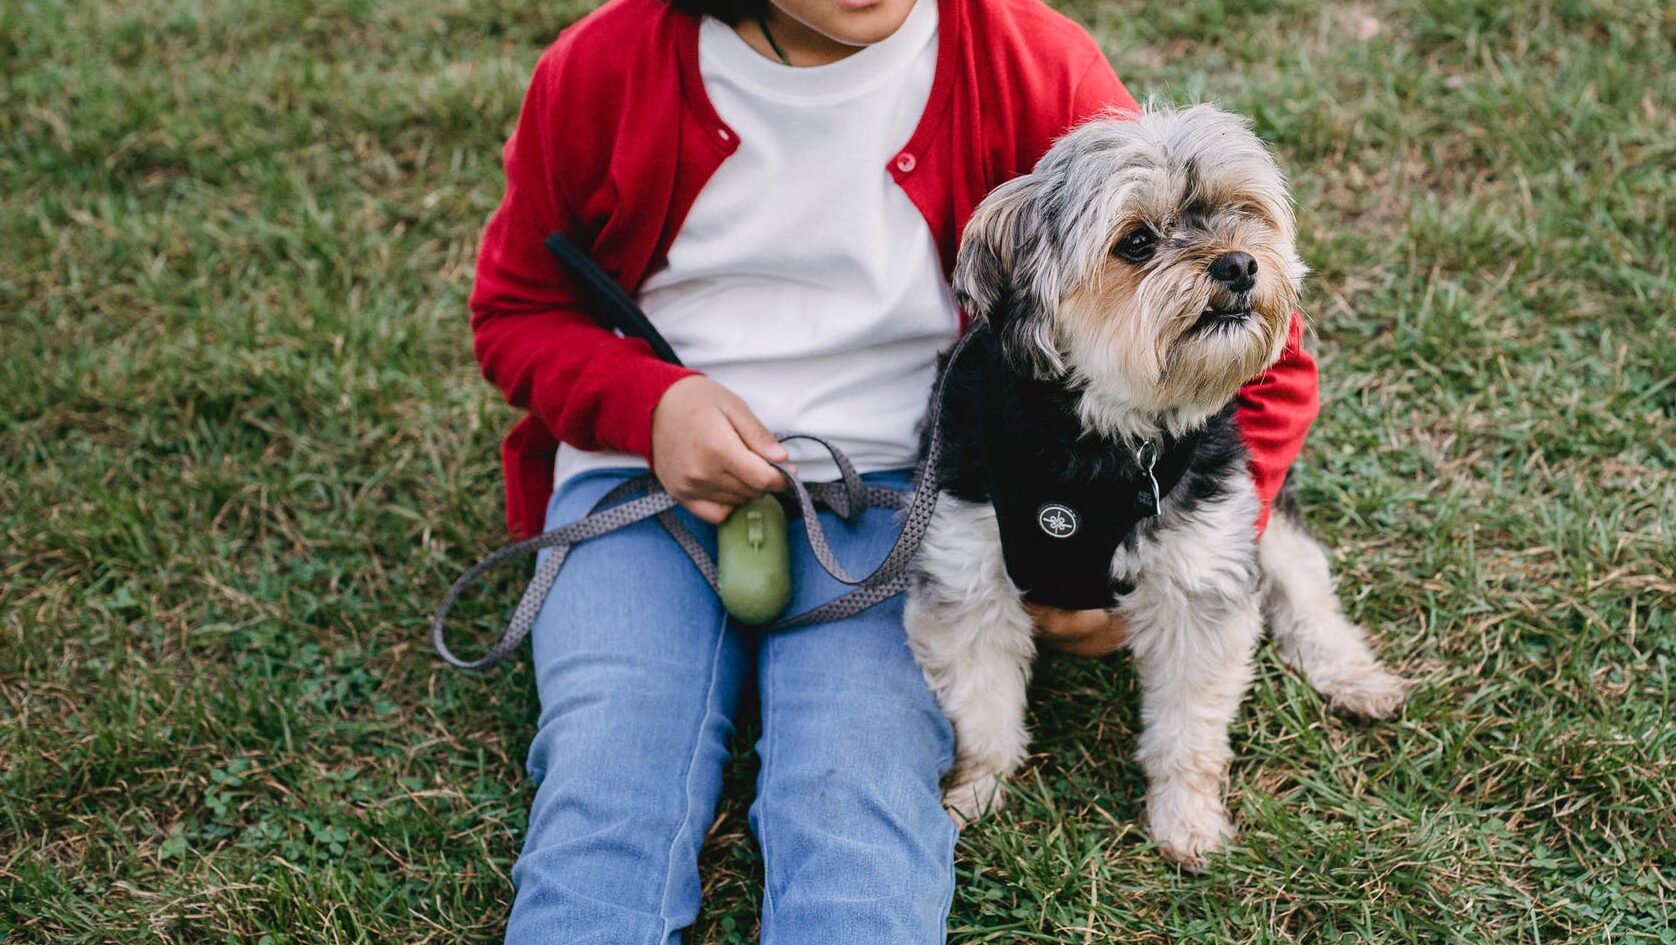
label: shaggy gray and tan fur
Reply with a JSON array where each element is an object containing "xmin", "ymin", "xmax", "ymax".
[{"xmin": 905, "ymin": 105, "xmax": 1408, "ymax": 870}]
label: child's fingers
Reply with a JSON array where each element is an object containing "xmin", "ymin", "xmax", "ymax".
[
  {"xmin": 682, "ymin": 497, "xmax": 735, "ymax": 525},
  {"xmin": 717, "ymin": 439, "xmax": 787, "ymax": 495},
  {"xmin": 721, "ymin": 400, "xmax": 789, "ymax": 463},
  {"xmin": 676, "ymin": 474, "xmax": 753, "ymax": 507}
]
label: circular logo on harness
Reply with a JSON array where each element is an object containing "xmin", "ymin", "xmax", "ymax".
[{"xmin": 1036, "ymin": 503, "xmax": 1079, "ymax": 539}]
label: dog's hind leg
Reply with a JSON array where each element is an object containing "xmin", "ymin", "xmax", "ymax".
[
  {"xmin": 1259, "ymin": 504, "xmax": 1408, "ymax": 719},
  {"xmin": 904, "ymin": 498, "xmax": 1036, "ymax": 826}
]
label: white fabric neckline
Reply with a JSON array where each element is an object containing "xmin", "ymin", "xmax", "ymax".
[{"xmin": 697, "ymin": 0, "xmax": 936, "ymax": 106}]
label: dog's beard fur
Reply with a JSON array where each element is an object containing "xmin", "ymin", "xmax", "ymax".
[{"xmin": 954, "ymin": 104, "xmax": 1306, "ymax": 440}]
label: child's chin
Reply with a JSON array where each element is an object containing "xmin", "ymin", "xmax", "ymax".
[{"xmin": 813, "ymin": 0, "xmax": 915, "ymax": 44}]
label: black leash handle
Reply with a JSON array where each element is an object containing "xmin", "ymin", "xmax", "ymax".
[{"xmin": 544, "ymin": 230, "xmax": 684, "ymax": 366}]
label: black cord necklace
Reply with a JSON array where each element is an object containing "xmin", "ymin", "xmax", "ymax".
[{"xmin": 755, "ymin": 14, "xmax": 793, "ymax": 65}]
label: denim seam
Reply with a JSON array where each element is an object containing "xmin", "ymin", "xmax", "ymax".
[
  {"xmin": 933, "ymin": 815, "xmax": 958, "ymax": 945},
  {"xmin": 654, "ymin": 605, "xmax": 732, "ymax": 943},
  {"xmin": 756, "ymin": 632, "xmax": 779, "ymax": 930}
]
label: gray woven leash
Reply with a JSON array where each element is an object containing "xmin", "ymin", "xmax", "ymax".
[{"xmin": 431, "ymin": 330, "xmax": 977, "ymax": 671}]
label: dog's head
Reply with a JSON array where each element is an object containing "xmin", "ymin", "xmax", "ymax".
[{"xmin": 954, "ymin": 104, "xmax": 1305, "ymax": 435}]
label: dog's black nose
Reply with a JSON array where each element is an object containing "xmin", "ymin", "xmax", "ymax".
[{"xmin": 1209, "ymin": 251, "xmax": 1258, "ymax": 292}]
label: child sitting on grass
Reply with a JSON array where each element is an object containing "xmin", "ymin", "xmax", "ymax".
[{"xmin": 469, "ymin": 0, "xmax": 1319, "ymax": 939}]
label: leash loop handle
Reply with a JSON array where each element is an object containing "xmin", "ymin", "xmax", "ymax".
[{"xmin": 431, "ymin": 487, "xmax": 678, "ymax": 670}]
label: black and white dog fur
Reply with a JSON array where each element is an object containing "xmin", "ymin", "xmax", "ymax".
[{"xmin": 904, "ymin": 105, "xmax": 1408, "ymax": 870}]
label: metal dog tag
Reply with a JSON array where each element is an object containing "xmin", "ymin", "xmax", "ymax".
[{"xmin": 1136, "ymin": 441, "xmax": 1162, "ymax": 517}]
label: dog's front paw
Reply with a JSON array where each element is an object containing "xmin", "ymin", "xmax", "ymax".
[
  {"xmin": 943, "ymin": 769, "xmax": 1008, "ymax": 826},
  {"xmin": 1144, "ymin": 785, "xmax": 1233, "ymax": 871},
  {"xmin": 1325, "ymin": 667, "xmax": 1409, "ymax": 720}
]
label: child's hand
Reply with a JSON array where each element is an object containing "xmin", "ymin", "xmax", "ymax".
[
  {"xmin": 651, "ymin": 376, "xmax": 792, "ymax": 525},
  {"xmin": 1026, "ymin": 603, "xmax": 1130, "ymax": 657}
]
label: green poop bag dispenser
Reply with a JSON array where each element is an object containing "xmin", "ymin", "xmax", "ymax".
[
  {"xmin": 716, "ymin": 494, "xmax": 793, "ymax": 624},
  {"xmin": 544, "ymin": 230, "xmax": 794, "ymax": 624}
]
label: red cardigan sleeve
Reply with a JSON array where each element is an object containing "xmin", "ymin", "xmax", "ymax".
[
  {"xmin": 1235, "ymin": 313, "xmax": 1319, "ymax": 533},
  {"xmin": 469, "ymin": 51, "xmax": 697, "ymax": 461},
  {"xmin": 1069, "ymin": 56, "xmax": 1319, "ymax": 535},
  {"xmin": 1068, "ymin": 46, "xmax": 1140, "ymax": 123}
]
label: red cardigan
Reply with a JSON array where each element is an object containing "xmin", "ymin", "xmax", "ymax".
[{"xmin": 471, "ymin": 0, "xmax": 1319, "ymax": 538}]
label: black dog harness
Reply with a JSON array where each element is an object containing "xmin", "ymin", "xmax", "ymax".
[{"xmin": 966, "ymin": 327, "xmax": 1201, "ymax": 610}]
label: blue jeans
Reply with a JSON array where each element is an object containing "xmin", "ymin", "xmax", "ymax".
[{"xmin": 505, "ymin": 468, "xmax": 957, "ymax": 945}]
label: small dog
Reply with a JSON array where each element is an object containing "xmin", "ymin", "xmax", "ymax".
[{"xmin": 904, "ymin": 105, "xmax": 1408, "ymax": 869}]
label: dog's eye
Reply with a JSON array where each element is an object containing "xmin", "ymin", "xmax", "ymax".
[{"xmin": 1114, "ymin": 228, "xmax": 1159, "ymax": 263}]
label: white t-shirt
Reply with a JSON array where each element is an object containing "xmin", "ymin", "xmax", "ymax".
[{"xmin": 552, "ymin": 0, "xmax": 958, "ymax": 487}]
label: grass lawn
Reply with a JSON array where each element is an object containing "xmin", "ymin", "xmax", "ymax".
[{"xmin": 4, "ymin": 0, "xmax": 1673, "ymax": 940}]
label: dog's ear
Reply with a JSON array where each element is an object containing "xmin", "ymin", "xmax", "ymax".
[{"xmin": 953, "ymin": 174, "xmax": 1063, "ymax": 377}]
